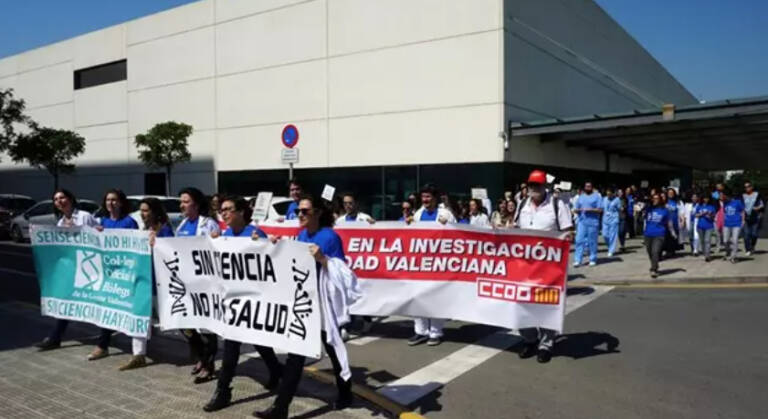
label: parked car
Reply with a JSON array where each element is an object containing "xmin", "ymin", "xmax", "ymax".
[
  {"xmin": 10, "ymin": 199, "xmax": 99, "ymax": 242},
  {"xmin": 0, "ymin": 194, "xmax": 37, "ymax": 239},
  {"xmin": 244, "ymin": 196, "xmax": 293, "ymax": 221}
]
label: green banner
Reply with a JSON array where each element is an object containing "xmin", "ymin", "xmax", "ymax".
[{"xmin": 31, "ymin": 225, "xmax": 153, "ymax": 338}]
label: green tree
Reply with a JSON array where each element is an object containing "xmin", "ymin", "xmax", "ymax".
[
  {"xmin": 0, "ymin": 88, "xmax": 35, "ymax": 161},
  {"xmin": 134, "ymin": 121, "xmax": 193, "ymax": 196},
  {"xmin": 9, "ymin": 127, "xmax": 86, "ymax": 190}
]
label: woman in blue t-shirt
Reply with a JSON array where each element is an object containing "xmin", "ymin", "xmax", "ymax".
[
  {"xmin": 254, "ymin": 194, "xmax": 353, "ymax": 419},
  {"xmin": 694, "ymin": 194, "xmax": 716, "ymax": 262},
  {"xmin": 720, "ymin": 190, "xmax": 746, "ymax": 263},
  {"xmin": 203, "ymin": 196, "xmax": 281, "ymax": 412},
  {"xmin": 89, "ymin": 189, "xmax": 139, "ymax": 365},
  {"xmin": 644, "ymin": 193, "xmax": 677, "ymax": 278}
]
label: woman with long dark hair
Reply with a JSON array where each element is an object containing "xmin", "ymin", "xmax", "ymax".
[
  {"xmin": 255, "ymin": 194, "xmax": 355, "ymax": 419},
  {"xmin": 88, "ymin": 189, "xmax": 140, "ymax": 364},
  {"xmin": 36, "ymin": 189, "xmax": 99, "ymax": 351},
  {"xmin": 176, "ymin": 187, "xmax": 221, "ymax": 383},
  {"xmin": 203, "ymin": 196, "xmax": 284, "ymax": 412},
  {"xmin": 644, "ymin": 192, "xmax": 677, "ymax": 278}
]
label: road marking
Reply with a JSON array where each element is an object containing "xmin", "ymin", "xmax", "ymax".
[
  {"xmin": 378, "ymin": 286, "xmax": 614, "ymax": 406},
  {"xmin": 0, "ymin": 267, "xmax": 36, "ymax": 278}
]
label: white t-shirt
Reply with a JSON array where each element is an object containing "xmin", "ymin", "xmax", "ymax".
[
  {"xmin": 516, "ymin": 195, "xmax": 573, "ymax": 232},
  {"xmin": 469, "ymin": 213, "xmax": 491, "ymax": 228},
  {"xmin": 56, "ymin": 209, "xmax": 98, "ymax": 228}
]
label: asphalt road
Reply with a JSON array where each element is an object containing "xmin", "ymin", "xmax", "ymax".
[{"xmin": 1, "ymin": 239, "xmax": 766, "ymax": 419}]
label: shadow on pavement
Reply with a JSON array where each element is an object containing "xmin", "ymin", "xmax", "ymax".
[
  {"xmin": 657, "ymin": 268, "xmax": 686, "ymax": 276},
  {"xmin": 567, "ymin": 286, "xmax": 595, "ymax": 296},
  {"xmin": 554, "ymin": 331, "xmax": 620, "ymax": 360}
]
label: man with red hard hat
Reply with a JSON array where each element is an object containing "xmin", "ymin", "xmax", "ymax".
[{"xmin": 513, "ymin": 169, "xmax": 573, "ymax": 363}]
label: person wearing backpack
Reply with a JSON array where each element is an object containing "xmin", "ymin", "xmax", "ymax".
[{"xmin": 513, "ymin": 170, "xmax": 573, "ymax": 363}]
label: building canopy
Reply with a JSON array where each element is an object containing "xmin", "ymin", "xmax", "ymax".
[{"xmin": 509, "ymin": 96, "xmax": 768, "ymax": 170}]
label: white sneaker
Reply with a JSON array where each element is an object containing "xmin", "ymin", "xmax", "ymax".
[
  {"xmin": 589, "ymin": 261, "xmax": 597, "ymax": 267},
  {"xmin": 340, "ymin": 328, "xmax": 350, "ymax": 342},
  {"xmin": 746, "ymin": 251, "xmax": 752, "ymax": 256},
  {"xmin": 573, "ymin": 262, "xmax": 581, "ymax": 268},
  {"xmin": 607, "ymin": 252, "xmax": 613, "ymax": 257}
]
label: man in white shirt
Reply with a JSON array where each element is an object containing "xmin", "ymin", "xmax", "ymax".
[
  {"xmin": 336, "ymin": 192, "xmax": 374, "ymax": 224},
  {"xmin": 407, "ymin": 184, "xmax": 456, "ymax": 347},
  {"xmin": 514, "ymin": 170, "xmax": 573, "ymax": 363}
]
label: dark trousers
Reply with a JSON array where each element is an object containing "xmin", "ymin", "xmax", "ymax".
[
  {"xmin": 626, "ymin": 215, "xmax": 636, "ymax": 238},
  {"xmin": 274, "ymin": 331, "xmax": 350, "ymax": 410},
  {"xmin": 743, "ymin": 219, "xmax": 761, "ymax": 252},
  {"xmin": 97, "ymin": 328, "xmax": 112, "ymax": 349},
  {"xmin": 184, "ymin": 330, "xmax": 218, "ymax": 367},
  {"xmin": 618, "ymin": 218, "xmax": 627, "ymax": 249},
  {"xmin": 520, "ymin": 327, "xmax": 556, "ymax": 351},
  {"xmin": 217, "ymin": 340, "xmax": 282, "ymax": 389},
  {"xmin": 48, "ymin": 319, "xmax": 70, "ymax": 342},
  {"xmin": 645, "ymin": 236, "xmax": 664, "ymax": 272}
]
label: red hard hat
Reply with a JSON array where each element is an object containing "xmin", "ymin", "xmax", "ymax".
[{"xmin": 528, "ymin": 170, "xmax": 547, "ymax": 184}]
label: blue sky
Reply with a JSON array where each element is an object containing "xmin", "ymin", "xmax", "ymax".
[{"xmin": 0, "ymin": 0, "xmax": 765, "ymax": 101}]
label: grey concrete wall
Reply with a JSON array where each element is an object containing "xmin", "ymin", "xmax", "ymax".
[{"xmin": 504, "ymin": 0, "xmax": 697, "ymax": 121}]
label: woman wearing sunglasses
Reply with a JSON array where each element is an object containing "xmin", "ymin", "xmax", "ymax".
[{"xmin": 255, "ymin": 194, "xmax": 358, "ymax": 419}]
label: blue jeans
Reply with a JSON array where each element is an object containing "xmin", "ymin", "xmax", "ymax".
[
  {"xmin": 743, "ymin": 219, "xmax": 761, "ymax": 252},
  {"xmin": 575, "ymin": 221, "xmax": 599, "ymax": 264}
]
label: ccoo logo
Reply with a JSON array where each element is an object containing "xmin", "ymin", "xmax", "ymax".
[{"xmin": 74, "ymin": 250, "xmax": 104, "ymax": 291}]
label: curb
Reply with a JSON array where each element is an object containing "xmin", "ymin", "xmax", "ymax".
[
  {"xmin": 572, "ymin": 276, "xmax": 768, "ymax": 287},
  {"xmin": 304, "ymin": 367, "xmax": 425, "ymax": 419}
]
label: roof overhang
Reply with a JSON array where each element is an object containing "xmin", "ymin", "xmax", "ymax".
[{"xmin": 509, "ymin": 96, "xmax": 768, "ymax": 170}]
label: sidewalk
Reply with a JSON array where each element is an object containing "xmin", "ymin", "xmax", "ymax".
[
  {"xmin": 569, "ymin": 238, "xmax": 768, "ymax": 285},
  {"xmin": 0, "ymin": 302, "xmax": 382, "ymax": 419}
]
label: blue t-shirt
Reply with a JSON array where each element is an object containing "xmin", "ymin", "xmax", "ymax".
[
  {"xmin": 177, "ymin": 218, "xmax": 198, "ymax": 236},
  {"xmin": 223, "ymin": 224, "xmax": 267, "ymax": 238},
  {"xmin": 575, "ymin": 193, "xmax": 602, "ymax": 224},
  {"xmin": 298, "ymin": 227, "xmax": 345, "ymax": 261},
  {"xmin": 602, "ymin": 197, "xmax": 621, "ymax": 225},
  {"xmin": 666, "ymin": 199, "xmax": 679, "ymax": 228},
  {"xmin": 644, "ymin": 206, "xmax": 669, "ymax": 237},
  {"xmin": 627, "ymin": 195, "xmax": 635, "ymax": 216},
  {"xmin": 723, "ymin": 200, "xmax": 745, "ymax": 227},
  {"xmin": 694, "ymin": 204, "xmax": 715, "ymax": 230},
  {"xmin": 101, "ymin": 215, "xmax": 139, "ymax": 230},
  {"xmin": 286, "ymin": 201, "xmax": 299, "ymax": 220},
  {"xmin": 458, "ymin": 218, "xmax": 470, "ymax": 224},
  {"xmin": 157, "ymin": 224, "xmax": 175, "ymax": 237},
  {"xmin": 419, "ymin": 208, "xmax": 439, "ymax": 222}
]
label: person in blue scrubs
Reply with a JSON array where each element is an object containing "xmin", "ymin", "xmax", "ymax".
[
  {"xmin": 601, "ymin": 188, "xmax": 621, "ymax": 257},
  {"xmin": 644, "ymin": 193, "xmax": 677, "ymax": 278},
  {"xmin": 625, "ymin": 187, "xmax": 636, "ymax": 238},
  {"xmin": 204, "ymin": 197, "xmax": 283, "ymax": 413},
  {"xmin": 89, "ymin": 189, "xmax": 139, "ymax": 363},
  {"xmin": 573, "ymin": 182, "xmax": 602, "ymax": 266},
  {"xmin": 255, "ymin": 194, "xmax": 353, "ymax": 419},
  {"xmin": 283, "ymin": 178, "xmax": 303, "ymax": 221}
]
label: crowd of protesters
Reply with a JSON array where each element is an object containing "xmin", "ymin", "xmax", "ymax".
[{"xmin": 29, "ymin": 174, "xmax": 763, "ymax": 417}]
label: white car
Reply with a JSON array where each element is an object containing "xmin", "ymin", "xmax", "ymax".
[
  {"xmin": 244, "ymin": 196, "xmax": 294, "ymax": 220},
  {"xmin": 125, "ymin": 195, "xmax": 183, "ymax": 230},
  {"xmin": 10, "ymin": 199, "xmax": 99, "ymax": 242}
]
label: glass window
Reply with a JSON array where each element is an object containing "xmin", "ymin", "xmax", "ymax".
[
  {"xmin": 74, "ymin": 60, "xmax": 127, "ymax": 90},
  {"xmin": 29, "ymin": 203, "xmax": 54, "ymax": 216}
]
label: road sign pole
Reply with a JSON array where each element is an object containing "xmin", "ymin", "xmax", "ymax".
[{"xmin": 289, "ymin": 162, "xmax": 294, "ymax": 180}]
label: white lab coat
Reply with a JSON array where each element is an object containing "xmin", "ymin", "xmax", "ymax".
[
  {"xmin": 413, "ymin": 206, "xmax": 456, "ymax": 224},
  {"xmin": 469, "ymin": 213, "xmax": 491, "ymax": 228},
  {"xmin": 175, "ymin": 216, "xmax": 220, "ymax": 236},
  {"xmin": 319, "ymin": 258, "xmax": 362, "ymax": 380},
  {"xmin": 335, "ymin": 212, "xmax": 373, "ymax": 224}
]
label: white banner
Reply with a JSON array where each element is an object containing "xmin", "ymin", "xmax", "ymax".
[{"xmin": 154, "ymin": 236, "xmax": 322, "ymax": 358}]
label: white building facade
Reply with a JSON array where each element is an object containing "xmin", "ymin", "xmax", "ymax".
[{"xmin": 0, "ymin": 0, "xmax": 695, "ymax": 218}]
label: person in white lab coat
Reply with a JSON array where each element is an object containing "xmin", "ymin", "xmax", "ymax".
[
  {"xmin": 406, "ymin": 184, "xmax": 456, "ymax": 347},
  {"xmin": 468, "ymin": 198, "xmax": 491, "ymax": 228}
]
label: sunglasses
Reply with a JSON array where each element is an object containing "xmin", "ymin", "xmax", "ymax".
[{"xmin": 294, "ymin": 208, "xmax": 313, "ymax": 216}]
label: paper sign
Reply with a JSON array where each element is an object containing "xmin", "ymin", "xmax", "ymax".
[
  {"xmin": 546, "ymin": 174, "xmax": 556, "ymax": 184},
  {"xmin": 471, "ymin": 188, "xmax": 488, "ymax": 199},
  {"xmin": 252, "ymin": 191, "xmax": 273, "ymax": 221},
  {"xmin": 321, "ymin": 184, "xmax": 336, "ymax": 202},
  {"xmin": 640, "ymin": 180, "xmax": 649, "ymax": 188},
  {"xmin": 555, "ymin": 181, "xmax": 572, "ymax": 191}
]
